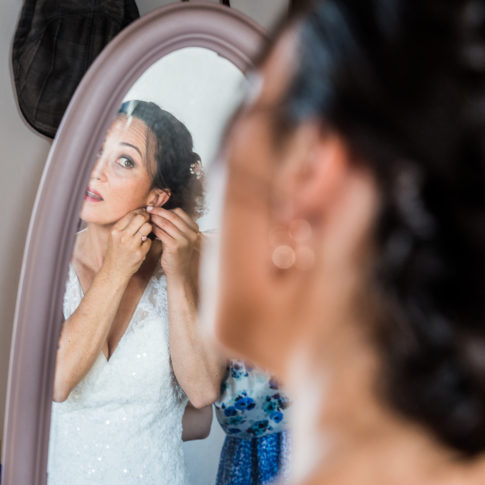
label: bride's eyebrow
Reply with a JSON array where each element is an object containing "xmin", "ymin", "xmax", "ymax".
[{"xmin": 120, "ymin": 142, "xmax": 142, "ymax": 157}]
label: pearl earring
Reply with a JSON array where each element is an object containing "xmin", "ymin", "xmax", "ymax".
[{"xmin": 270, "ymin": 219, "xmax": 315, "ymax": 270}]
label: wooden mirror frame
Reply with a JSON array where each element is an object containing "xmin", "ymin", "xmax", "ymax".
[{"xmin": 2, "ymin": 3, "xmax": 266, "ymax": 484}]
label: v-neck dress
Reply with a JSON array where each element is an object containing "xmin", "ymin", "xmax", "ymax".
[{"xmin": 47, "ymin": 264, "xmax": 188, "ymax": 485}]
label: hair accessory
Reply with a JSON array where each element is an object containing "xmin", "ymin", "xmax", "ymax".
[
  {"xmin": 270, "ymin": 219, "xmax": 315, "ymax": 270},
  {"xmin": 189, "ymin": 161, "xmax": 204, "ymax": 180}
]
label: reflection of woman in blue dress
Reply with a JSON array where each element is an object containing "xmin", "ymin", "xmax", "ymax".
[{"xmin": 214, "ymin": 361, "xmax": 291, "ymax": 485}]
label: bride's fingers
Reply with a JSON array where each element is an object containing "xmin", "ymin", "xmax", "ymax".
[
  {"xmin": 112, "ymin": 211, "xmax": 136, "ymax": 232},
  {"xmin": 112, "ymin": 209, "xmax": 147, "ymax": 233},
  {"xmin": 147, "ymin": 207, "xmax": 198, "ymax": 234},
  {"xmin": 151, "ymin": 225, "xmax": 174, "ymax": 244},
  {"xmin": 123, "ymin": 212, "xmax": 151, "ymax": 236},
  {"xmin": 172, "ymin": 208, "xmax": 199, "ymax": 231},
  {"xmin": 137, "ymin": 222, "xmax": 153, "ymax": 241},
  {"xmin": 151, "ymin": 215, "xmax": 189, "ymax": 242}
]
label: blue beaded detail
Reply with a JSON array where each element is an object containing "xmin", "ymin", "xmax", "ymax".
[{"xmin": 216, "ymin": 431, "xmax": 289, "ymax": 485}]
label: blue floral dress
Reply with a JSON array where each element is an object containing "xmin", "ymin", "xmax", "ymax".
[{"xmin": 214, "ymin": 361, "xmax": 291, "ymax": 485}]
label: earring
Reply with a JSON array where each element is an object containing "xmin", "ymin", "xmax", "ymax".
[{"xmin": 270, "ymin": 219, "xmax": 315, "ymax": 270}]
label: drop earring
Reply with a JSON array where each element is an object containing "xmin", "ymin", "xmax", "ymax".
[{"xmin": 270, "ymin": 219, "xmax": 315, "ymax": 270}]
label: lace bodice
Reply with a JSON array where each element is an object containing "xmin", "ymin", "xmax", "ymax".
[{"xmin": 47, "ymin": 264, "xmax": 188, "ymax": 485}]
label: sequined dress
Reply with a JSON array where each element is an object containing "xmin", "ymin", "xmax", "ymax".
[{"xmin": 47, "ymin": 264, "xmax": 188, "ymax": 485}]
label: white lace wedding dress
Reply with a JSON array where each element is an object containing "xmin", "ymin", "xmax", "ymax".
[{"xmin": 47, "ymin": 264, "xmax": 188, "ymax": 485}]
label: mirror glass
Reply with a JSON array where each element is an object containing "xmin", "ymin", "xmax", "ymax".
[{"xmin": 46, "ymin": 47, "xmax": 246, "ymax": 484}]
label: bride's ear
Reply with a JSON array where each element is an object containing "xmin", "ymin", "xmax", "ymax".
[
  {"xmin": 146, "ymin": 188, "xmax": 171, "ymax": 208},
  {"xmin": 274, "ymin": 124, "xmax": 351, "ymax": 224}
]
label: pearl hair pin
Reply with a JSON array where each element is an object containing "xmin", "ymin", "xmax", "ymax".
[{"xmin": 189, "ymin": 161, "xmax": 204, "ymax": 179}]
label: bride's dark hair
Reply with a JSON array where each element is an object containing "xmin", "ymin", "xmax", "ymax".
[
  {"xmin": 118, "ymin": 100, "xmax": 205, "ymax": 218},
  {"xmin": 270, "ymin": 0, "xmax": 485, "ymax": 455}
]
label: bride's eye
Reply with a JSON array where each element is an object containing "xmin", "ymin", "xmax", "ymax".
[{"xmin": 118, "ymin": 156, "xmax": 135, "ymax": 168}]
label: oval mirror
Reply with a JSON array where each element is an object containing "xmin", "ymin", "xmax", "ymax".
[{"xmin": 3, "ymin": 3, "xmax": 266, "ymax": 484}]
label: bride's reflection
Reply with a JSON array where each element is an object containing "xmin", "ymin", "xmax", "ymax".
[{"xmin": 47, "ymin": 100, "xmax": 225, "ymax": 485}]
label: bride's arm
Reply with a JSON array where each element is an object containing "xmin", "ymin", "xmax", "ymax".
[
  {"xmin": 165, "ymin": 268, "xmax": 226, "ymax": 408},
  {"xmin": 148, "ymin": 206, "xmax": 227, "ymax": 408},
  {"xmin": 182, "ymin": 402, "xmax": 213, "ymax": 441},
  {"xmin": 54, "ymin": 211, "xmax": 152, "ymax": 402}
]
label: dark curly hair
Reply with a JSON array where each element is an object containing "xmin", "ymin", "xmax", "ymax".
[
  {"xmin": 118, "ymin": 100, "xmax": 205, "ymax": 218},
  {"xmin": 269, "ymin": 0, "xmax": 485, "ymax": 455}
]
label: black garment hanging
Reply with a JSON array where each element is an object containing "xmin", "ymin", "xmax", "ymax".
[
  {"xmin": 181, "ymin": 0, "xmax": 230, "ymax": 6},
  {"xmin": 12, "ymin": 0, "xmax": 140, "ymax": 138}
]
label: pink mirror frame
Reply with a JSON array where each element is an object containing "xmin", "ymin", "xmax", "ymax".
[{"xmin": 2, "ymin": 3, "xmax": 266, "ymax": 484}]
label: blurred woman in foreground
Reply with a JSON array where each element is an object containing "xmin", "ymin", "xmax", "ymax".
[{"xmin": 215, "ymin": 0, "xmax": 485, "ymax": 483}]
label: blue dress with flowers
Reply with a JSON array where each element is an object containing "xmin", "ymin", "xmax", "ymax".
[{"xmin": 214, "ymin": 361, "xmax": 290, "ymax": 485}]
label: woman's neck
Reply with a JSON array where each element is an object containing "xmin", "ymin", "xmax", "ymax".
[
  {"xmin": 74, "ymin": 223, "xmax": 112, "ymax": 272},
  {"xmin": 286, "ymin": 314, "xmax": 485, "ymax": 485}
]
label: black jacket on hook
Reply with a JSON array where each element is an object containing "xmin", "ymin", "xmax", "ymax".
[{"xmin": 12, "ymin": 0, "xmax": 140, "ymax": 138}]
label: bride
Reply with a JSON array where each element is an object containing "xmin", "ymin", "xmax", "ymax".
[{"xmin": 47, "ymin": 100, "xmax": 225, "ymax": 485}]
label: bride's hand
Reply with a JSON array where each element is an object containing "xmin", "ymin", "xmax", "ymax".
[
  {"xmin": 103, "ymin": 209, "xmax": 153, "ymax": 280},
  {"xmin": 147, "ymin": 206, "xmax": 201, "ymax": 280}
]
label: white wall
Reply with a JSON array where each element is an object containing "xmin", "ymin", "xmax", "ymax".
[
  {"xmin": 0, "ymin": 0, "xmax": 53, "ymax": 459},
  {"xmin": 0, "ymin": 0, "xmax": 288, "ymax": 480}
]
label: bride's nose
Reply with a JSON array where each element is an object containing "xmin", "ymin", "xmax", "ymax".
[{"xmin": 90, "ymin": 154, "xmax": 108, "ymax": 181}]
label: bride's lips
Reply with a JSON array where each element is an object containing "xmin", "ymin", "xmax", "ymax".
[{"xmin": 84, "ymin": 187, "xmax": 104, "ymax": 202}]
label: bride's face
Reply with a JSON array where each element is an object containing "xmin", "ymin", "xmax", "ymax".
[{"xmin": 80, "ymin": 116, "xmax": 156, "ymax": 225}]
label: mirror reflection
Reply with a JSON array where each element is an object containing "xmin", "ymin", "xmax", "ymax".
[{"xmin": 47, "ymin": 47, "xmax": 245, "ymax": 485}]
